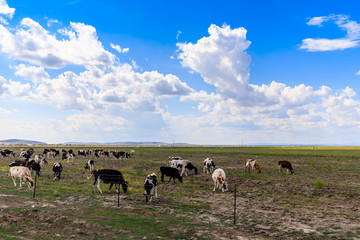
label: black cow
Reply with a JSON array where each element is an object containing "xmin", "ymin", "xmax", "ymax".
[
  {"xmin": 29, "ymin": 161, "xmax": 41, "ymax": 177},
  {"xmin": 160, "ymin": 166, "xmax": 183, "ymax": 183},
  {"xmin": 90, "ymin": 169, "xmax": 128, "ymax": 194},
  {"xmin": 53, "ymin": 162, "xmax": 63, "ymax": 180}
]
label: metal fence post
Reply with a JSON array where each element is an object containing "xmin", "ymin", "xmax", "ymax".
[
  {"xmin": 33, "ymin": 174, "xmax": 37, "ymax": 198},
  {"xmin": 234, "ymin": 184, "xmax": 237, "ymax": 224}
]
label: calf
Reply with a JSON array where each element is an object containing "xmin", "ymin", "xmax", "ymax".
[
  {"xmin": 278, "ymin": 160, "xmax": 294, "ymax": 174},
  {"xmin": 144, "ymin": 173, "xmax": 158, "ymax": 203},
  {"xmin": 90, "ymin": 169, "xmax": 128, "ymax": 194},
  {"xmin": 212, "ymin": 168, "xmax": 228, "ymax": 192},
  {"xmin": 203, "ymin": 158, "xmax": 215, "ymax": 174},
  {"xmin": 84, "ymin": 159, "xmax": 95, "ymax": 172},
  {"xmin": 53, "ymin": 162, "xmax": 63, "ymax": 180},
  {"xmin": 245, "ymin": 159, "xmax": 261, "ymax": 173},
  {"xmin": 170, "ymin": 160, "xmax": 198, "ymax": 176},
  {"xmin": 9, "ymin": 166, "xmax": 34, "ymax": 188},
  {"xmin": 160, "ymin": 166, "xmax": 183, "ymax": 183}
]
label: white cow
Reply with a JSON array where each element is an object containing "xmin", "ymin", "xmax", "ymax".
[
  {"xmin": 212, "ymin": 168, "xmax": 228, "ymax": 192},
  {"xmin": 9, "ymin": 166, "xmax": 34, "ymax": 188}
]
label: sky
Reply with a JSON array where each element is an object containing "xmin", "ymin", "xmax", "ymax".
[{"xmin": 0, "ymin": 0, "xmax": 360, "ymax": 145}]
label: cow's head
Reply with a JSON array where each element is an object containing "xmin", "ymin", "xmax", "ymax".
[{"xmin": 122, "ymin": 181, "xmax": 129, "ymax": 193}]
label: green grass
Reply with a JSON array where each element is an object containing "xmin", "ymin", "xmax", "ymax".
[{"xmin": 0, "ymin": 146, "xmax": 359, "ymax": 239}]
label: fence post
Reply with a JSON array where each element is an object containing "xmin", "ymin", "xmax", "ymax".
[
  {"xmin": 117, "ymin": 176, "xmax": 120, "ymax": 207},
  {"xmin": 234, "ymin": 184, "xmax": 237, "ymax": 224},
  {"xmin": 33, "ymin": 174, "xmax": 37, "ymax": 198}
]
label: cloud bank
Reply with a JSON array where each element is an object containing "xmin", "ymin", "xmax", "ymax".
[{"xmin": 0, "ymin": 1, "xmax": 359, "ymax": 144}]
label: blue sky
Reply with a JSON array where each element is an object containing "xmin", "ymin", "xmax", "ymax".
[{"xmin": 0, "ymin": 0, "xmax": 360, "ymax": 145}]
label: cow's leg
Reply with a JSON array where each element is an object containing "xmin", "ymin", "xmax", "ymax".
[
  {"xmin": 12, "ymin": 176, "xmax": 17, "ymax": 187},
  {"xmin": 213, "ymin": 181, "xmax": 216, "ymax": 191},
  {"xmin": 97, "ymin": 178, "xmax": 102, "ymax": 193},
  {"xmin": 161, "ymin": 173, "xmax": 165, "ymax": 182},
  {"xmin": 109, "ymin": 183, "xmax": 114, "ymax": 192},
  {"xmin": 154, "ymin": 186, "xmax": 157, "ymax": 198}
]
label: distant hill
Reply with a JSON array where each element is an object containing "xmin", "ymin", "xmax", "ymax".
[
  {"xmin": 0, "ymin": 139, "xmax": 192, "ymax": 146},
  {"xmin": 0, "ymin": 139, "xmax": 47, "ymax": 145},
  {"xmin": 61, "ymin": 141, "xmax": 193, "ymax": 146}
]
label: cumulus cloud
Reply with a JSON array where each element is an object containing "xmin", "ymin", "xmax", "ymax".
[
  {"xmin": 0, "ymin": 0, "xmax": 15, "ymax": 19},
  {"xmin": 300, "ymin": 14, "xmax": 360, "ymax": 51},
  {"xmin": 0, "ymin": 18, "xmax": 114, "ymax": 69},
  {"xmin": 174, "ymin": 23, "xmax": 360, "ymax": 144}
]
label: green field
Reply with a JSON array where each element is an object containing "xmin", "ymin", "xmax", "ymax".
[{"xmin": 0, "ymin": 146, "xmax": 359, "ymax": 239}]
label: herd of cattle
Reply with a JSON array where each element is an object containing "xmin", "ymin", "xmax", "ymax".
[{"xmin": 1, "ymin": 148, "xmax": 295, "ymax": 203}]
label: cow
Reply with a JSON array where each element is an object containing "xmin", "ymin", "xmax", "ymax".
[
  {"xmin": 160, "ymin": 166, "xmax": 183, "ymax": 183},
  {"xmin": 245, "ymin": 159, "xmax": 261, "ymax": 174},
  {"xmin": 2, "ymin": 149, "xmax": 15, "ymax": 157},
  {"xmin": 170, "ymin": 160, "xmax": 198, "ymax": 176},
  {"xmin": 203, "ymin": 158, "xmax": 215, "ymax": 174},
  {"xmin": 278, "ymin": 160, "xmax": 294, "ymax": 174},
  {"xmin": 167, "ymin": 156, "xmax": 181, "ymax": 166},
  {"xmin": 29, "ymin": 161, "xmax": 41, "ymax": 177},
  {"xmin": 53, "ymin": 162, "xmax": 63, "ymax": 180},
  {"xmin": 89, "ymin": 169, "xmax": 128, "ymax": 194},
  {"xmin": 78, "ymin": 150, "xmax": 87, "ymax": 157},
  {"xmin": 9, "ymin": 166, "xmax": 34, "ymax": 188},
  {"xmin": 84, "ymin": 159, "xmax": 95, "ymax": 172},
  {"xmin": 144, "ymin": 173, "xmax": 158, "ymax": 203},
  {"xmin": 212, "ymin": 168, "xmax": 228, "ymax": 192}
]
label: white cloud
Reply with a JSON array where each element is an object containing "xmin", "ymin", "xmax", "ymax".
[
  {"xmin": 0, "ymin": 0, "xmax": 15, "ymax": 19},
  {"xmin": 300, "ymin": 14, "xmax": 360, "ymax": 51},
  {"xmin": 110, "ymin": 43, "xmax": 129, "ymax": 54},
  {"xmin": 0, "ymin": 18, "xmax": 115, "ymax": 69}
]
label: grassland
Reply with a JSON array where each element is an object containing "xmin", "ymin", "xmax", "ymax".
[{"xmin": 0, "ymin": 146, "xmax": 359, "ymax": 239}]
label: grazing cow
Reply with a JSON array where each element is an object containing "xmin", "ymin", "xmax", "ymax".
[
  {"xmin": 212, "ymin": 168, "xmax": 228, "ymax": 192},
  {"xmin": 167, "ymin": 156, "xmax": 181, "ymax": 166},
  {"xmin": 78, "ymin": 150, "xmax": 87, "ymax": 157},
  {"xmin": 29, "ymin": 161, "xmax": 41, "ymax": 177},
  {"xmin": 14, "ymin": 159, "xmax": 28, "ymax": 166},
  {"xmin": 90, "ymin": 169, "xmax": 128, "ymax": 194},
  {"xmin": 2, "ymin": 149, "xmax": 15, "ymax": 157},
  {"xmin": 144, "ymin": 173, "xmax": 158, "ymax": 203},
  {"xmin": 170, "ymin": 160, "xmax": 198, "ymax": 176},
  {"xmin": 84, "ymin": 159, "xmax": 95, "ymax": 172},
  {"xmin": 160, "ymin": 166, "xmax": 183, "ymax": 183},
  {"xmin": 203, "ymin": 158, "xmax": 215, "ymax": 174},
  {"xmin": 9, "ymin": 166, "xmax": 34, "ymax": 188},
  {"xmin": 53, "ymin": 162, "xmax": 63, "ymax": 180},
  {"xmin": 278, "ymin": 160, "xmax": 294, "ymax": 174},
  {"xmin": 245, "ymin": 159, "xmax": 261, "ymax": 174},
  {"xmin": 9, "ymin": 162, "xmax": 20, "ymax": 167}
]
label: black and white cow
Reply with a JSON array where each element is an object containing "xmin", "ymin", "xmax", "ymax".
[
  {"xmin": 84, "ymin": 159, "xmax": 94, "ymax": 172},
  {"xmin": 203, "ymin": 158, "xmax": 216, "ymax": 174},
  {"xmin": 160, "ymin": 166, "xmax": 183, "ymax": 183},
  {"xmin": 144, "ymin": 173, "xmax": 158, "ymax": 203},
  {"xmin": 90, "ymin": 169, "xmax": 128, "ymax": 194},
  {"xmin": 78, "ymin": 150, "xmax": 87, "ymax": 157},
  {"xmin": 170, "ymin": 159, "xmax": 198, "ymax": 176},
  {"xmin": 53, "ymin": 162, "xmax": 63, "ymax": 180}
]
